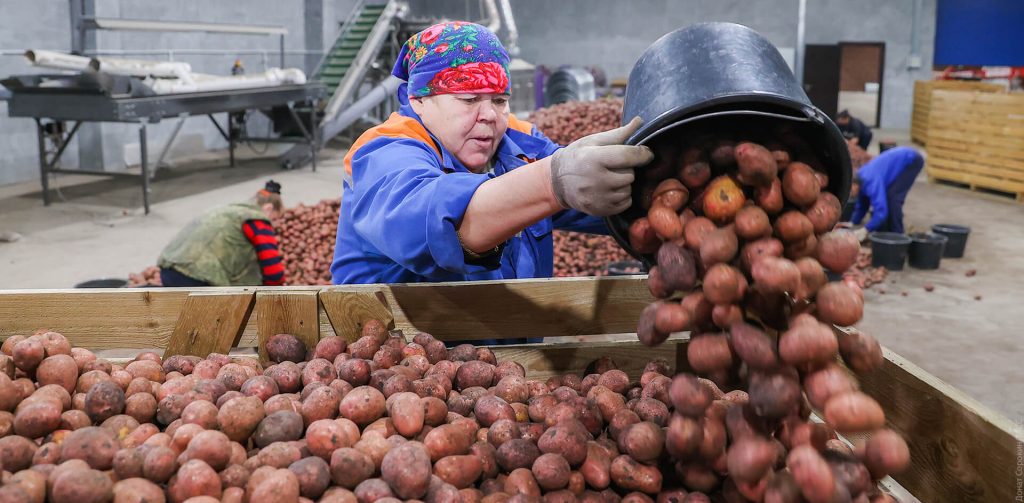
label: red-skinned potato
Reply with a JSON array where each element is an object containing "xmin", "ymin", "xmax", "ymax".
[
  {"xmin": 702, "ymin": 176, "xmax": 746, "ymax": 224},
  {"xmin": 735, "ymin": 142, "xmax": 778, "ymax": 187}
]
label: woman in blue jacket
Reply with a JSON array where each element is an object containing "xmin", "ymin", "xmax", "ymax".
[{"xmin": 331, "ymin": 21, "xmax": 651, "ymax": 285}]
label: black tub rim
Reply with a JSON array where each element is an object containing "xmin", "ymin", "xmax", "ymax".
[
  {"xmin": 909, "ymin": 232, "xmax": 949, "ymax": 245},
  {"xmin": 932, "ymin": 223, "xmax": 971, "ymax": 234},
  {"xmin": 74, "ymin": 278, "xmax": 128, "ymax": 288},
  {"xmin": 869, "ymin": 231, "xmax": 912, "ymax": 245}
]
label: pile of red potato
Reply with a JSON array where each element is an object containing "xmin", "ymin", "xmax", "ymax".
[
  {"xmin": 623, "ymin": 126, "xmax": 906, "ymax": 501},
  {"xmin": 0, "ymin": 305, "xmax": 906, "ymax": 503},
  {"xmin": 127, "ymin": 267, "xmax": 162, "ymax": 288},
  {"xmin": 552, "ymin": 232, "xmax": 632, "ymax": 277},
  {"xmin": 272, "ymin": 199, "xmax": 342, "ymax": 286},
  {"xmin": 843, "ymin": 249, "xmax": 888, "ymax": 291}
]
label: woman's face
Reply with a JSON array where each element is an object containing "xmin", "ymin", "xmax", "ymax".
[{"xmin": 411, "ymin": 93, "xmax": 510, "ymax": 172}]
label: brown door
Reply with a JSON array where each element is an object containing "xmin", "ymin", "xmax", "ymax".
[
  {"xmin": 839, "ymin": 42, "xmax": 885, "ymax": 126},
  {"xmin": 802, "ymin": 44, "xmax": 842, "ymax": 119}
]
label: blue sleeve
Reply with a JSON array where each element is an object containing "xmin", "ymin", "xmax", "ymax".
[
  {"xmin": 530, "ymin": 125, "xmax": 565, "ymax": 153},
  {"xmin": 863, "ymin": 178, "xmax": 889, "ymax": 231},
  {"xmin": 552, "ymin": 210, "xmax": 610, "ymax": 234},
  {"xmin": 348, "ymin": 138, "xmax": 500, "ymax": 279}
]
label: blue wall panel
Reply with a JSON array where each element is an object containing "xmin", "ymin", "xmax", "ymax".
[{"xmin": 935, "ymin": 0, "xmax": 1024, "ymax": 66}]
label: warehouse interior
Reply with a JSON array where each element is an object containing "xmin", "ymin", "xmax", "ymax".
[{"xmin": 1, "ymin": 1, "xmax": 1022, "ymax": 502}]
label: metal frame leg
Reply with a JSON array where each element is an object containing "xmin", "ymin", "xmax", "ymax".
[
  {"xmin": 35, "ymin": 119, "xmax": 50, "ymax": 206},
  {"xmin": 34, "ymin": 119, "xmax": 81, "ymax": 207},
  {"xmin": 285, "ymin": 102, "xmax": 317, "ymax": 172},
  {"xmin": 228, "ymin": 112, "xmax": 237, "ymax": 167},
  {"xmin": 154, "ymin": 116, "xmax": 186, "ymax": 170},
  {"xmin": 139, "ymin": 124, "xmax": 151, "ymax": 215}
]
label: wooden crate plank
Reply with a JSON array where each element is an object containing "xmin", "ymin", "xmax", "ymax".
[
  {"xmin": 855, "ymin": 339, "xmax": 1024, "ymax": 502},
  {"xmin": 927, "ymin": 151, "xmax": 1024, "ymax": 180},
  {"xmin": 928, "ymin": 160, "xmax": 1024, "ymax": 190},
  {"xmin": 164, "ymin": 291, "xmax": 255, "ymax": 357},
  {"xmin": 386, "ymin": 276, "xmax": 653, "ymax": 341},
  {"xmin": 319, "ymin": 287, "xmax": 395, "ymax": 342},
  {"xmin": 492, "ymin": 338, "xmax": 686, "ymax": 381},
  {"xmin": 255, "ymin": 291, "xmax": 321, "ymax": 361},
  {"xmin": 928, "ymin": 166, "xmax": 1024, "ymax": 192},
  {"xmin": 0, "ymin": 288, "xmax": 197, "ymax": 349}
]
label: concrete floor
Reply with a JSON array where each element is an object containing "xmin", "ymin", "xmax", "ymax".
[
  {"xmin": 1, "ymin": 133, "xmax": 1022, "ymax": 423},
  {"xmin": 0, "ymin": 147, "xmax": 347, "ymax": 289}
]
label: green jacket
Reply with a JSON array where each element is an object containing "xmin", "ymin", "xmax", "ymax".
[{"xmin": 158, "ymin": 203, "xmax": 269, "ymax": 286}]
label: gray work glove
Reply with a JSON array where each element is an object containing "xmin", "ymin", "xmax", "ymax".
[{"xmin": 550, "ymin": 117, "xmax": 654, "ymax": 216}]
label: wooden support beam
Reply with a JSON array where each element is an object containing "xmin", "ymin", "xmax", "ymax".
[
  {"xmin": 255, "ymin": 290, "xmax": 321, "ymax": 361},
  {"xmin": 319, "ymin": 287, "xmax": 395, "ymax": 343},
  {"xmin": 164, "ymin": 291, "xmax": 255, "ymax": 358}
]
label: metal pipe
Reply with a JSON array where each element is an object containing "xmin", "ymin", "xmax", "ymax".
[
  {"xmin": 794, "ymin": 0, "xmax": 807, "ymax": 85},
  {"xmin": 89, "ymin": 57, "xmax": 193, "ymax": 80},
  {"xmin": 24, "ymin": 49, "xmax": 92, "ymax": 71},
  {"xmin": 146, "ymin": 68, "xmax": 307, "ymax": 94},
  {"xmin": 321, "ymin": 75, "xmax": 401, "ymax": 142},
  {"xmin": 909, "ymin": 0, "xmax": 922, "ymax": 66},
  {"xmin": 482, "ymin": 0, "xmax": 500, "ymax": 34},
  {"xmin": 498, "ymin": 0, "xmax": 519, "ymax": 57}
]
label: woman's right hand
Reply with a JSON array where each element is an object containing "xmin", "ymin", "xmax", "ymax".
[{"xmin": 549, "ymin": 117, "xmax": 654, "ymax": 216}]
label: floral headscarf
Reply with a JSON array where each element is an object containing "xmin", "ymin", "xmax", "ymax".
[{"xmin": 392, "ymin": 21, "xmax": 511, "ymax": 98}]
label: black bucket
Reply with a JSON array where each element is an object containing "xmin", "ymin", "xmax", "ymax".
[
  {"xmin": 908, "ymin": 232, "xmax": 948, "ymax": 269},
  {"xmin": 869, "ymin": 232, "xmax": 912, "ymax": 271},
  {"xmin": 605, "ymin": 22, "xmax": 852, "ymax": 265},
  {"xmin": 932, "ymin": 224, "xmax": 971, "ymax": 258},
  {"xmin": 606, "ymin": 260, "xmax": 646, "ymax": 276},
  {"xmin": 879, "ymin": 141, "xmax": 898, "ymax": 153},
  {"xmin": 74, "ymin": 278, "xmax": 128, "ymax": 288}
]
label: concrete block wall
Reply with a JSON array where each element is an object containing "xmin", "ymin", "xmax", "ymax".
[{"xmin": 0, "ymin": 0, "xmax": 935, "ymax": 186}]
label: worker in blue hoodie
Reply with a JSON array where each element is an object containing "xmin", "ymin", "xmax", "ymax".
[{"xmin": 850, "ymin": 146, "xmax": 925, "ymax": 235}]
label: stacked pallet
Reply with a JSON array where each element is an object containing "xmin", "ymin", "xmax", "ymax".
[
  {"xmin": 926, "ymin": 89, "xmax": 1024, "ymax": 200},
  {"xmin": 910, "ymin": 80, "xmax": 1002, "ymax": 144}
]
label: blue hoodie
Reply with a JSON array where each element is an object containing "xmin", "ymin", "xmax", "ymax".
[{"xmin": 851, "ymin": 146, "xmax": 924, "ymax": 231}]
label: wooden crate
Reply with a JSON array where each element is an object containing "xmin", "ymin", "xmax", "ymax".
[
  {"xmin": 911, "ymin": 80, "xmax": 1002, "ymax": 145},
  {"xmin": 1, "ymin": 278, "xmax": 1020, "ymax": 502},
  {"xmin": 926, "ymin": 89, "xmax": 1024, "ymax": 201}
]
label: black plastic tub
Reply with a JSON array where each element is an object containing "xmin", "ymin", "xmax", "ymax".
[
  {"xmin": 605, "ymin": 22, "xmax": 852, "ymax": 266},
  {"xmin": 74, "ymin": 278, "xmax": 128, "ymax": 288},
  {"xmin": 908, "ymin": 232, "xmax": 948, "ymax": 269},
  {"xmin": 869, "ymin": 232, "xmax": 912, "ymax": 271},
  {"xmin": 932, "ymin": 224, "xmax": 970, "ymax": 258}
]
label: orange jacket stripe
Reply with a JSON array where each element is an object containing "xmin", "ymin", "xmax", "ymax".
[{"xmin": 344, "ymin": 112, "xmax": 536, "ymax": 175}]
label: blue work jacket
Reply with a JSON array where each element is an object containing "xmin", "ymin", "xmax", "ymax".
[{"xmin": 331, "ymin": 102, "xmax": 606, "ymax": 285}]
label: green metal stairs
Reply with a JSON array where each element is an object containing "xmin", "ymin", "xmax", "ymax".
[{"xmin": 314, "ymin": 3, "xmax": 387, "ymax": 98}]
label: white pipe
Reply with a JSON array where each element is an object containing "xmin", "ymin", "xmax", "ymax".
[
  {"xmin": 482, "ymin": 0, "xmax": 501, "ymax": 34},
  {"xmin": 794, "ymin": 0, "xmax": 807, "ymax": 86},
  {"xmin": 498, "ymin": 0, "xmax": 519, "ymax": 57},
  {"xmin": 89, "ymin": 57, "xmax": 193, "ymax": 80},
  {"xmin": 24, "ymin": 50, "xmax": 92, "ymax": 71},
  {"xmin": 147, "ymin": 68, "xmax": 306, "ymax": 94}
]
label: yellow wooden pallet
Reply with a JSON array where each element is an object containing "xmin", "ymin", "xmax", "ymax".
[
  {"xmin": 1, "ymin": 277, "xmax": 1021, "ymax": 502},
  {"xmin": 910, "ymin": 80, "xmax": 1003, "ymax": 145},
  {"xmin": 926, "ymin": 89, "xmax": 1024, "ymax": 201}
]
